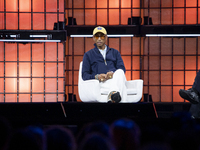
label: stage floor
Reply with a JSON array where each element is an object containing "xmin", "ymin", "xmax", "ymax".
[{"xmin": 0, "ymin": 102, "xmax": 192, "ymax": 129}]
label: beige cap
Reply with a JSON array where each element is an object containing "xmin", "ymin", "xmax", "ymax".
[{"xmin": 93, "ymin": 26, "xmax": 107, "ymax": 35}]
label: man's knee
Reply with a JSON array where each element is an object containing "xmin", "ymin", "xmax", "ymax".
[{"xmin": 113, "ymin": 69, "xmax": 125, "ymax": 78}]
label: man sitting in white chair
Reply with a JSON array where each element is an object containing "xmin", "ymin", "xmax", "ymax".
[{"xmin": 82, "ymin": 26, "xmax": 127, "ymax": 103}]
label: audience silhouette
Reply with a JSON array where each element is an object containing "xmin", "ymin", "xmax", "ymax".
[
  {"xmin": 78, "ymin": 133, "xmax": 115, "ymax": 150},
  {"xmin": 109, "ymin": 118, "xmax": 141, "ymax": 150},
  {"xmin": 2, "ymin": 113, "xmax": 200, "ymax": 150},
  {"xmin": 76, "ymin": 121, "xmax": 110, "ymax": 145},
  {"xmin": 8, "ymin": 125, "xmax": 45, "ymax": 150},
  {"xmin": 45, "ymin": 125, "xmax": 76, "ymax": 150}
]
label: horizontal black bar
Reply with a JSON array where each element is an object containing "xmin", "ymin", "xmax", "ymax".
[
  {"xmin": 65, "ymin": 25, "xmax": 140, "ymax": 36},
  {"xmin": 2, "ymin": 25, "xmax": 200, "ymax": 41},
  {"xmin": 66, "ymin": 25, "xmax": 200, "ymax": 36},
  {"xmin": 141, "ymin": 25, "xmax": 200, "ymax": 34},
  {"xmin": 0, "ymin": 25, "xmax": 200, "ymax": 41},
  {"xmin": 0, "ymin": 30, "xmax": 67, "ymax": 42}
]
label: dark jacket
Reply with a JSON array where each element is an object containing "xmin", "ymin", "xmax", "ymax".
[{"xmin": 82, "ymin": 44, "xmax": 126, "ymax": 80}]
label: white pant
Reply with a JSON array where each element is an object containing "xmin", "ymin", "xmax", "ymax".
[{"xmin": 99, "ymin": 69, "xmax": 127, "ymax": 102}]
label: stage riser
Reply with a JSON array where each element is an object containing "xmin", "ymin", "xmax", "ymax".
[{"xmin": 0, "ymin": 102, "xmax": 191, "ymax": 128}]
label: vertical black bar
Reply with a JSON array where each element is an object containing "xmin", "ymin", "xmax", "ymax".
[
  {"xmin": 65, "ymin": 0, "xmax": 67, "ymax": 25},
  {"xmin": 30, "ymin": 0, "xmax": 33, "ymax": 101},
  {"xmin": 140, "ymin": 37, "xmax": 142, "ymax": 79},
  {"xmin": 64, "ymin": 0, "xmax": 66, "ymax": 102},
  {"xmin": 95, "ymin": 0, "xmax": 97, "ymax": 25},
  {"xmin": 4, "ymin": 0, "xmax": 6, "ymax": 29},
  {"xmin": 30, "ymin": 43, "xmax": 32, "ymax": 102},
  {"xmin": 64, "ymin": 0, "xmax": 66, "ymax": 23},
  {"xmin": 44, "ymin": 43, "xmax": 45, "ymax": 102},
  {"xmin": 159, "ymin": 37, "xmax": 161, "ymax": 102},
  {"xmin": 130, "ymin": 0, "xmax": 133, "ymax": 80},
  {"xmin": 57, "ymin": 0, "xmax": 59, "ymax": 30},
  {"xmin": 18, "ymin": 0, "xmax": 19, "ymax": 30},
  {"xmin": 139, "ymin": 0, "xmax": 141, "ymax": 17},
  {"xmin": 147, "ymin": 37, "xmax": 150, "ymax": 102},
  {"xmin": 17, "ymin": 43, "xmax": 19, "ymax": 102},
  {"xmin": 131, "ymin": 0, "xmax": 133, "ymax": 18},
  {"xmin": 160, "ymin": 0, "xmax": 162, "ymax": 102},
  {"xmin": 197, "ymin": 0, "xmax": 198, "ymax": 24},
  {"xmin": 160, "ymin": 0, "xmax": 161, "ymax": 25},
  {"xmin": 3, "ymin": 42, "xmax": 5, "ymax": 102},
  {"xmin": 139, "ymin": 0, "xmax": 142, "ymax": 80},
  {"xmin": 72, "ymin": 38, "xmax": 74, "ymax": 101},
  {"xmin": 107, "ymin": 0, "xmax": 109, "ymax": 25},
  {"xmin": 56, "ymin": 0, "xmax": 59, "ymax": 102},
  {"xmin": 44, "ymin": 0, "xmax": 46, "ymax": 30},
  {"xmin": 71, "ymin": 0, "xmax": 74, "ymax": 101},
  {"xmin": 148, "ymin": 0, "xmax": 150, "ymax": 102},
  {"xmin": 148, "ymin": 0, "xmax": 150, "ymax": 21},
  {"xmin": 184, "ymin": 0, "xmax": 186, "ymax": 25},
  {"xmin": 119, "ymin": 0, "xmax": 121, "ymax": 25},
  {"xmin": 196, "ymin": 37, "xmax": 198, "ymax": 81},
  {"xmin": 172, "ymin": 0, "xmax": 174, "ymax": 25},
  {"xmin": 67, "ymin": 37, "xmax": 69, "ymax": 101},
  {"xmin": 31, "ymin": 0, "xmax": 33, "ymax": 30},
  {"xmin": 84, "ymin": 0, "xmax": 85, "ymax": 25},
  {"xmin": 131, "ymin": 37, "xmax": 133, "ymax": 80},
  {"xmin": 63, "ymin": 42, "xmax": 66, "ymax": 102},
  {"xmin": 171, "ymin": 37, "xmax": 174, "ymax": 102},
  {"xmin": 57, "ymin": 43, "xmax": 59, "ymax": 102},
  {"xmin": 72, "ymin": 0, "xmax": 74, "ymax": 24},
  {"xmin": 171, "ymin": 0, "xmax": 174, "ymax": 102},
  {"xmin": 183, "ymin": 37, "xmax": 186, "ymax": 102}
]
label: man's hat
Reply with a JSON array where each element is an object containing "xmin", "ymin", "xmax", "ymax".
[{"xmin": 93, "ymin": 26, "xmax": 107, "ymax": 35}]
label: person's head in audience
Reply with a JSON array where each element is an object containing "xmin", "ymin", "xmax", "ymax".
[
  {"xmin": 76, "ymin": 121, "xmax": 110, "ymax": 145},
  {"xmin": 45, "ymin": 125, "xmax": 76, "ymax": 150},
  {"xmin": 110, "ymin": 118, "xmax": 141, "ymax": 150},
  {"xmin": 78, "ymin": 133, "xmax": 115, "ymax": 150},
  {"xmin": 8, "ymin": 125, "xmax": 45, "ymax": 150}
]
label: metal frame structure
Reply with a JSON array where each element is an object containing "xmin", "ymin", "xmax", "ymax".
[
  {"xmin": 65, "ymin": 0, "xmax": 200, "ymax": 102},
  {"xmin": 0, "ymin": 0, "xmax": 66, "ymax": 102}
]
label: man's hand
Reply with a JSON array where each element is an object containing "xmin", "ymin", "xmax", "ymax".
[
  {"xmin": 98, "ymin": 72, "xmax": 113, "ymax": 82},
  {"xmin": 98, "ymin": 74, "xmax": 107, "ymax": 82},
  {"xmin": 106, "ymin": 71, "xmax": 113, "ymax": 80}
]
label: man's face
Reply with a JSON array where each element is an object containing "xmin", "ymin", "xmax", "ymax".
[{"xmin": 93, "ymin": 32, "xmax": 107, "ymax": 48}]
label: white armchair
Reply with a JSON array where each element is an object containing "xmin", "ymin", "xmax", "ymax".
[{"xmin": 78, "ymin": 61, "xmax": 143, "ymax": 103}]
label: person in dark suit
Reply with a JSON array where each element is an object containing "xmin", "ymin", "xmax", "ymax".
[{"xmin": 179, "ymin": 70, "xmax": 200, "ymax": 118}]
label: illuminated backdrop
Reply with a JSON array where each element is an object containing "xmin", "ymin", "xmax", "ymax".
[
  {"xmin": 65, "ymin": 0, "xmax": 200, "ymax": 102},
  {"xmin": 0, "ymin": 0, "xmax": 65, "ymax": 102},
  {"xmin": 1, "ymin": 0, "xmax": 200, "ymax": 102}
]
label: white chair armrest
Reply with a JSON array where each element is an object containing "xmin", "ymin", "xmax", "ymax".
[
  {"xmin": 125, "ymin": 79, "xmax": 143, "ymax": 103},
  {"xmin": 126, "ymin": 79, "xmax": 143, "ymax": 88},
  {"xmin": 78, "ymin": 79, "xmax": 101, "ymax": 102}
]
